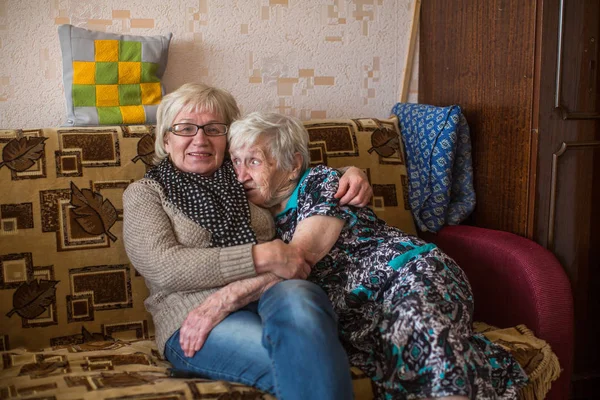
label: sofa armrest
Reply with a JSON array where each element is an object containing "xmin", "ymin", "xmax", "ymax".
[{"xmin": 422, "ymin": 225, "xmax": 573, "ymax": 400}]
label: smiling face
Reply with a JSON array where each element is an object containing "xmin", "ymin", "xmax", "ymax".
[
  {"xmin": 164, "ymin": 108, "xmax": 227, "ymax": 176},
  {"xmin": 230, "ymin": 140, "xmax": 296, "ymax": 211}
]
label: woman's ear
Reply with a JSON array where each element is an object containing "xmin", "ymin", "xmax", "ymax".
[
  {"xmin": 163, "ymin": 133, "xmax": 171, "ymax": 153},
  {"xmin": 290, "ymin": 152, "xmax": 303, "ymax": 180}
]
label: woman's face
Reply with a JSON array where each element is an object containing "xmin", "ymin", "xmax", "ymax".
[
  {"xmin": 230, "ymin": 141, "xmax": 291, "ymax": 209},
  {"xmin": 164, "ymin": 109, "xmax": 227, "ymax": 176}
]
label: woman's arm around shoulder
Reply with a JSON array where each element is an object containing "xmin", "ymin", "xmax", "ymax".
[{"xmin": 335, "ymin": 166, "xmax": 372, "ymax": 207}]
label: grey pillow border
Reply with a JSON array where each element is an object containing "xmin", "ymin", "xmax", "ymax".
[{"xmin": 58, "ymin": 24, "xmax": 173, "ymax": 127}]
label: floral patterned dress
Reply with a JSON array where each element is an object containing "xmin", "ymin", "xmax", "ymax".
[{"xmin": 274, "ymin": 165, "xmax": 527, "ymax": 399}]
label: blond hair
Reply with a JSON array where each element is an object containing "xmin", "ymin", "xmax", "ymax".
[{"xmin": 154, "ymin": 83, "xmax": 240, "ymax": 163}]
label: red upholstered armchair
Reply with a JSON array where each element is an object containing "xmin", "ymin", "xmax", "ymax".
[{"xmin": 423, "ymin": 225, "xmax": 574, "ymax": 400}]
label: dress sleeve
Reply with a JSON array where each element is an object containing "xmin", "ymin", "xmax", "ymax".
[
  {"xmin": 296, "ymin": 165, "xmax": 359, "ymax": 229},
  {"xmin": 122, "ymin": 181, "xmax": 258, "ymax": 293}
]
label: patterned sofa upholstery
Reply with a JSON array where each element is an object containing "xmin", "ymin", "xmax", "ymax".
[{"xmin": 0, "ymin": 117, "xmax": 570, "ymax": 399}]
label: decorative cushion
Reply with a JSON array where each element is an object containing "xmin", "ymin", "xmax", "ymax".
[
  {"xmin": 303, "ymin": 116, "xmax": 417, "ymax": 235},
  {"xmin": 58, "ymin": 25, "xmax": 172, "ymax": 126}
]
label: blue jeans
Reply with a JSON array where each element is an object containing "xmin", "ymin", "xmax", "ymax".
[{"xmin": 164, "ymin": 279, "xmax": 353, "ymax": 400}]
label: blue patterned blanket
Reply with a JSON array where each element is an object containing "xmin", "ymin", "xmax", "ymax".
[{"xmin": 391, "ymin": 103, "xmax": 476, "ymax": 232}]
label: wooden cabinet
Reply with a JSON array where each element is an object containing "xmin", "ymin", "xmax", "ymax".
[{"xmin": 419, "ymin": 0, "xmax": 599, "ymax": 397}]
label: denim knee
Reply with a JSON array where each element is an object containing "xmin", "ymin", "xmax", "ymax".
[
  {"xmin": 258, "ymin": 280, "xmax": 352, "ymax": 400},
  {"xmin": 259, "ymin": 279, "xmax": 338, "ymax": 328}
]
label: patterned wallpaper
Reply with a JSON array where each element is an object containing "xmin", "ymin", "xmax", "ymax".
[{"xmin": 0, "ymin": 0, "xmax": 418, "ymax": 129}]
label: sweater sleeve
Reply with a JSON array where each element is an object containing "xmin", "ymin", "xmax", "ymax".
[{"xmin": 122, "ymin": 181, "xmax": 258, "ymax": 293}]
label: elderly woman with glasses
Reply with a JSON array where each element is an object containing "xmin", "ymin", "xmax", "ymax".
[
  {"xmin": 122, "ymin": 83, "xmax": 373, "ymax": 400},
  {"xmin": 222, "ymin": 111, "xmax": 529, "ymax": 400}
]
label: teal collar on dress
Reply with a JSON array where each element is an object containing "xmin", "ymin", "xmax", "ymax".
[{"xmin": 275, "ymin": 168, "xmax": 311, "ymax": 218}]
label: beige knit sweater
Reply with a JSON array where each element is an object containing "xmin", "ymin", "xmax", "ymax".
[{"xmin": 122, "ymin": 178, "xmax": 276, "ymax": 355}]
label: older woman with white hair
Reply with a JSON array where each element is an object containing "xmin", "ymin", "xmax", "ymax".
[
  {"xmin": 225, "ymin": 111, "xmax": 529, "ymax": 399},
  {"xmin": 123, "ymin": 83, "xmax": 373, "ymax": 400}
]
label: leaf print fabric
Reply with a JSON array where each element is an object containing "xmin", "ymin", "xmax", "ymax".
[
  {"xmin": 6, "ymin": 280, "xmax": 59, "ymax": 319},
  {"xmin": 0, "ymin": 137, "xmax": 47, "ymax": 171},
  {"xmin": 70, "ymin": 182, "xmax": 119, "ymax": 242},
  {"xmin": 368, "ymin": 126, "xmax": 401, "ymax": 157},
  {"xmin": 132, "ymin": 134, "xmax": 155, "ymax": 165}
]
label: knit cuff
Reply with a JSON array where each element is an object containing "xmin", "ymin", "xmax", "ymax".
[{"xmin": 219, "ymin": 243, "xmax": 257, "ymax": 283}]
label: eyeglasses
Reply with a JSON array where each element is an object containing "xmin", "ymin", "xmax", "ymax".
[{"xmin": 169, "ymin": 123, "xmax": 228, "ymax": 137}]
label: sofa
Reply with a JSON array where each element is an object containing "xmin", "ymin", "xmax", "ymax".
[{"xmin": 0, "ymin": 116, "xmax": 573, "ymax": 399}]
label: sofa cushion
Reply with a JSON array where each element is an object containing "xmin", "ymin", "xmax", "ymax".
[
  {"xmin": 0, "ymin": 118, "xmax": 414, "ymax": 350},
  {"xmin": 0, "ymin": 126, "xmax": 156, "ymax": 351},
  {"xmin": 58, "ymin": 25, "xmax": 172, "ymax": 126},
  {"xmin": 0, "ymin": 325, "xmax": 559, "ymax": 400},
  {"xmin": 0, "ymin": 338, "xmax": 373, "ymax": 399},
  {"xmin": 0, "ymin": 339, "xmax": 279, "ymax": 399},
  {"xmin": 303, "ymin": 116, "xmax": 416, "ymax": 235}
]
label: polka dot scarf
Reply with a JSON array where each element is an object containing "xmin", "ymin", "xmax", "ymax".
[{"xmin": 146, "ymin": 158, "xmax": 257, "ymax": 247}]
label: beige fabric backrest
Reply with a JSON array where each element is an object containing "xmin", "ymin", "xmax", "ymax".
[{"xmin": 0, "ymin": 118, "xmax": 414, "ymax": 350}]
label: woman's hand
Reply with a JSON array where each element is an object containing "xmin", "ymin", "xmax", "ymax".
[
  {"xmin": 179, "ymin": 273, "xmax": 281, "ymax": 357},
  {"xmin": 253, "ymin": 239, "xmax": 311, "ymax": 279},
  {"xmin": 179, "ymin": 293, "xmax": 230, "ymax": 357},
  {"xmin": 335, "ymin": 166, "xmax": 373, "ymax": 207}
]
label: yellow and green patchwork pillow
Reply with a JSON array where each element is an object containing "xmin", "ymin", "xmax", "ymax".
[{"xmin": 58, "ymin": 24, "xmax": 172, "ymax": 126}]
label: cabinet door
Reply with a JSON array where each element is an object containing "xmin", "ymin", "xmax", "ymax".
[
  {"xmin": 535, "ymin": 0, "xmax": 600, "ymax": 397},
  {"xmin": 420, "ymin": 0, "xmax": 600, "ymax": 397}
]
